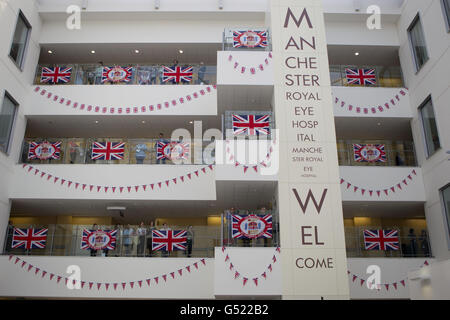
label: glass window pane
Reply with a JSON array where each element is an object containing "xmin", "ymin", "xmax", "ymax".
[
  {"xmin": 444, "ymin": 0, "xmax": 450, "ymax": 28},
  {"xmin": 9, "ymin": 12, "xmax": 31, "ymax": 68},
  {"xmin": 420, "ymin": 98, "xmax": 441, "ymax": 156},
  {"xmin": 442, "ymin": 185, "xmax": 450, "ymax": 241},
  {"xmin": 408, "ymin": 16, "xmax": 429, "ymax": 70},
  {"xmin": 0, "ymin": 95, "xmax": 18, "ymax": 154}
]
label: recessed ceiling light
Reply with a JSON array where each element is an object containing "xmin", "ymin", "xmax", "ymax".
[
  {"xmin": 141, "ymin": 120, "xmax": 146, "ymax": 124},
  {"xmin": 189, "ymin": 121, "xmax": 193, "ymax": 124},
  {"xmin": 134, "ymin": 49, "xmax": 140, "ymax": 54},
  {"xmin": 355, "ymin": 52, "xmax": 360, "ymax": 56},
  {"xmin": 94, "ymin": 120, "xmax": 99, "ymax": 124},
  {"xmin": 179, "ymin": 49, "xmax": 184, "ymax": 54},
  {"xmin": 377, "ymin": 122, "xmax": 381, "ymax": 126},
  {"xmin": 48, "ymin": 50, "xmax": 53, "ymax": 54},
  {"xmin": 90, "ymin": 50, "xmax": 96, "ymax": 54}
]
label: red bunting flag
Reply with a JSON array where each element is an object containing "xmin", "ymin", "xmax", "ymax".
[
  {"xmin": 170, "ymin": 272, "xmax": 175, "ymax": 279},
  {"xmin": 122, "ymin": 282, "xmax": 126, "ymax": 290},
  {"xmin": 178, "ymin": 269, "xmax": 183, "ymax": 276},
  {"xmin": 89, "ymin": 282, "xmax": 94, "ymax": 289},
  {"xmin": 154, "ymin": 277, "xmax": 159, "ymax": 284},
  {"xmin": 253, "ymin": 278, "xmax": 258, "ymax": 286},
  {"xmin": 162, "ymin": 274, "xmax": 167, "ymax": 282},
  {"xmin": 261, "ymin": 272, "xmax": 267, "ymax": 279},
  {"xmin": 146, "ymin": 279, "xmax": 151, "ymax": 286},
  {"xmin": 138, "ymin": 280, "xmax": 142, "ymax": 288},
  {"xmin": 235, "ymin": 271, "xmax": 240, "ymax": 279},
  {"xmin": 186, "ymin": 266, "xmax": 191, "ymax": 273},
  {"xmin": 97, "ymin": 283, "xmax": 102, "ymax": 290},
  {"xmin": 130, "ymin": 282, "xmax": 134, "ymax": 289}
]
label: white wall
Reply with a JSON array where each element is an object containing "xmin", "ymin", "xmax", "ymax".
[
  {"xmin": 397, "ymin": 0, "xmax": 450, "ymax": 260},
  {"xmin": 332, "ymin": 87, "xmax": 412, "ymax": 118},
  {"xmin": 348, "ymin": 257, "xmax": 433, "ymax": 299},
  {"xmin": 0, "ymin": 255, "xmax": 214, "ymax": 299},
  {"xmin": 0, "ymin": 0, "xmax": 42, "ymax": 249},
  {"xmin": 30, "ymin": 85, "xmax": 218, "ymax": 116},
  {"xmin": 408, "ymin": 258, "xmax": 450, "ymax": 299},
  {"xmin": 217, "ymin": 51, "xmax": 274, "ymax": 86},
  {"xmin": 213, "ymin": 247, "xmax": 282, "ymax": 297},
  {"xmin": 11, "ymin": 164, "xmax": 217, "ymax": 201},
  {"xmin": 340, "ymin": 166, "xmax": 426, "ymax": 202}
]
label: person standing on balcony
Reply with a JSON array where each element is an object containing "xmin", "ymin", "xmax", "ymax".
[
  {"xmin": 4, "ymin": 221, "xmax": 13, "ymax": 253},
  {"xmin": 137, "ymin": 222, "xmax": 147, "ymax": 257},
  {"xmin": 407, "ymin": 228, "xmax": 418, "ymax": 257},
  {"xmin": 156, "ymin": 133, "xmax": 168, "ymax": 164},
  {"xmin": 123, "ymin": 224, "xmax": 134, "ymax": 256},
  {"xmin": 90, "ymin": 224, "xmax": 99, "ymax": 257},
  {"xmin": 135, "ymin": 143, "xmax": 147, "ymax": 164},
  {"xmin": 146, "ymin": 221, "xmax": 155, "ymax": 257},
  {"xmin": 420, "ymin": 230, "xmax": 430, "ymax": 257},
  {"xmin": 186, "ymin": 226, "xmax": 194, "ymax": 257}
]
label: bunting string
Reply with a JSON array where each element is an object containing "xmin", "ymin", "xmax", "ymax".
[
  {"xmin": 225, "ymin": 139, "xmax": 276, "ymax": 174},
  {"xmin": 340, "ymin": 169, "xmax": 417, "ymax": 198},
  {"xmin": 33, "ymin": 85, "xmax": 216, "ymax": 114},
  {"xmin": 347, "ymin": 260, "xmax": 430, "ymax": 292},
  {"xmin": 332, "ymin": 88, "xmax": 408, "ymax": 115},
  {"xmin": 8, "ymin": 254, "xmax": 207, "ymax": 291},
  {"xmin": 221, "ymin": 246, "xmax": 281, "ymax": 287},
  {"xmin": 21, "ymin": 164, "xmax": 214, "ymax": 193},
  {"xmin": 227, "ymin": 52, "xmax": 273, "ymax": 76}
]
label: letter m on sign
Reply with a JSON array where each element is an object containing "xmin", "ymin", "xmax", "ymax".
[
  {"xmin": 292, "ymin": 188, "xmax": 328, "ymax": 214},
  {"xmin": 284, "ymin": 8, "xmax": 313, "ymax": 28}
]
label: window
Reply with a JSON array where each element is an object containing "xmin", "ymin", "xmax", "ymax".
[
  {"xmin": 419, "ymin": 96, "xmax": 441, "ymax": 157},
  {"xmin": 9, "ymin": 10, "xmax": 31, "ymax": 69},
  {"xmin": 0, "ymin": 93, "xmax": 18, "ymax": 154},
  {"xmin": 442, "ymin": 184, "xmax": 450, "ymax": 246},
  {"xmin": 443, "ymin": 0, "xmax": 450, "ymax": 31},
  {"xmin": 408, "ymin": 14, "xmax": 429, "ymax": 71}
]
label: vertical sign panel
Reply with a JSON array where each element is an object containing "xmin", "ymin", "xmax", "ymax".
[{"xmin": 270, "ymin": 0, "xmax": 349, "ymax": 299}]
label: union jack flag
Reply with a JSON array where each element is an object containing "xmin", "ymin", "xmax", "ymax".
[
  {"xmin": 353, "ymin": 144, "xmax": 387, "ymax": 163},
  {"xmin": 233, "ymin": 30, "xmax": 268, "ymax": 48},
  {"xmin": 28, "ymin": 141, "xmax": 61, "ymax": 160},
  {"xmin": 152, "ymin": 229, "xmax": 187, "ymax": 252},
  {"xmin": 157, "ymin": 141, "xmax": 190, "ymax": 160},
  {"xmin": 40, "ymin": 66, "xmax": 72, "ymax": 84},
  {"xmin": 231, "ymin": 214, "xmax": 272, "ymax": 239},
  {"xmin": 345, "ymin": 68, "xmax": 377, "ymax": 86},
  {"xmin": 91, "ymin": 142, "xmax": 125, "ymax": 160},
  {"xmin": 232, "ymin": 114, "xmax": 270, "ymax": 136},
  {"xmin": 81, "ymin": 229, "xmax": 117, "ymax": 250},
  {"xmin": 12, "ymin": 228, "xmax": 48, "ymax": 249},
  {"xmin": 364, "ymin": 229, "xmax": 399, "ymax": 251},
  {"xmin": 101, "ymin": 66, "xmax": 133, "ymax": 83},
  {"xmin": 162, "ymin": 66, "xmax": 193, "ymax": 83}
]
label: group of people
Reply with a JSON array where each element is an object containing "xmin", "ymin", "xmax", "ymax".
[{"xmin": 87, "ymin": 222, "xmax": 194, "ymax": 258}]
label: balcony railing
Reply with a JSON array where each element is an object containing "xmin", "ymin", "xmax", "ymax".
[
  {"xmin": 20, "ymin": 138, "xmax": 417, "ymax": 168},
  {"xmin": 34, "ymin": 64, "xmax": 217, "ymax": 86},
  {"xmin": 337, "ymin": 140, "xmax": 417, "ymax": 167},
  {"xmin": 330, "ymin": 65, "xmax": 404, "ymax": 88},
  {"xmin": 20, "ymin": 138, "xmax": 215, "ymax": 165},
  {"xmin": 345, "ymin": 227, "xmax": 432, "ymax": 258},
  {"xmin": 3, "ymin": 224, "xmax": 221, "ymax": 258}
]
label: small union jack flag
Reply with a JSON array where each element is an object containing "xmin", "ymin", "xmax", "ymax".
[
  {"xmin": 81, "ymin": 229, "xmax": 117, "ymax": 250},
  {"xmin": 157, "ymin": 141, "xmax": 190, "ymax": 160},
  {"xmin": 91, "ymin": 142, "xmax": 125, "ymax": 160},
  {"xmin": 162, "ymin": 66, "xmax": 193, "ymax": 83},
  {"xmin": 12, "ymin": 228, "xmax": 48, "ymax": 249},
  {"xmin": 28, "ymin": 141, "xmax": 61, "ymax": 160},
  {"xmin": 40, "ymin": 66, "xmax": 72, "ymax": 84},
  {"xmin": 364, "ymin": 229, "xmax": 399, "ymax": 251},
  {"xmin": 233, "ymin": 30, "xmax": 268, "ymax": 48},
  {"xmin": 232, "ymin": 114, "xmax": 270, "ymax": 136},
  {"xmin": 231, "ymin": 214, "xmax": 272, "ymax": 239},
  {"xmin": 353, "ymin": 144, "xmax": 387, "ymax": 163},
  {"xmin": 152, "ymin": 230, "xmax": 187, "ymax": 252},
  {"xmin": 345, "ymin": 68, "xmax": 377, "ymax": 86}
]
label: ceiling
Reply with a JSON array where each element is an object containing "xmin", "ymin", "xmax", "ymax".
[
  {"xmin": 327, "ymin": 45, "xmax": 400, "ymax": 66},
  {"xmin": 343, "ymin": 202, "xmax": 425, "ymax": 218},
  {"xmin": 39, "ymin": 43, "xmax": 222, "ymax": 65},
  {"xmin": 335, "ymin": 117, "xmax": 413, "ymax": 140},
  {"xmin": 10, "ymin": 180, "xmax": 277, "ymax": 223}
]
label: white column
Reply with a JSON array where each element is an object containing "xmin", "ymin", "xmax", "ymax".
[{"xmin": 270, "ymin": 0, "xmax": 349, "ymax": 299}]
